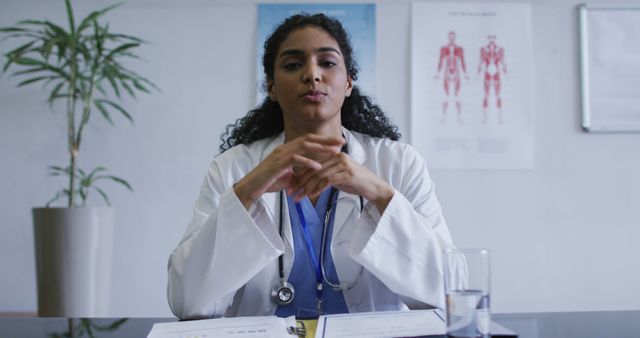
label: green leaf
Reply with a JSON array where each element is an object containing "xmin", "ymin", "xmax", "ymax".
[
  {"xmin": 56, "ymin": 40, "xmax": 66, "ymax": 63},
  {"xmin": 96, "ymin": 99, "xmax": 133, "ymax": 124},
  {"xmin": 6, "ymin": 40, "xmax": 37, "ymax": 59},
  {"xmin": 95, "ymin": 83, "xmax": 107, "ymax": 96},
  {"xmin": 15, "ymin": 19, "xmax": 50, "ymax": 27},
  {"xmin": 117, "ymin": 51, "xmax": 141, "ymax": 60},
  {"xmin": 2, "ymin": 59, "xmax": 12, "ymax": 74},
  {"xmin": 46, "ymin": 190, "xmax": 64, "ymax": 208},
  {"xmin": 4, "ymin": 50, "xmax": 48, "ymax": 74},
  {"xmin": 42, "ymin": 76, "xmax": 58, "ymax": 87},
  {"xmin": 81, "ymin": 319, "xmax": 95, "ymax": 338},
  {"xmin": 94, "ymin": 187, "xmax": 111, "ymax": 206},
  {"xmin": 112, "ymin": 65, "xmax": 159, "ymax": 92},
  {"xmin": 11, "ymin": 66, "xmax": 47, "ymax": 76},
  {"xmin": 48, "ymin": 81, "xmax": 66, "ymax": 105},
  {"xmin": 64, "ymin": 0, "xmax": 76, "ymax": 35},
  {"xmin": 41, "ymin": 39, "xmax": 56, "ymax": 61},
  {"xmin": 95, "ymin": 174, "xmax": 133, "ymax": 192},
  {"xmin": 93, "ymin": 21, "xmax": 104, "ymax": 59},
  {"xmin": 79, "ymin": 189, "xmax": 88, "ymax": 202},
  {"xmin": 77, "ymin": 3, "xmax": 123, "ymax": 34},
  {"xmin": 85, "ymin": 167, "xmax": 107, "ymax": 184},
  {"xmin": 91, "ymin": 318, "xmax": 128, "ymax": 331},
  {"xmin": 105, "ymin": 72, "xmax": 121, "ymax": 98},
  {"xmin": 107, "ymin": 175, "xmax": 133, "ymax": 191},
  {"xmin": 135, "ymin": 73, "xmax": 160, "ymax": 92},
  {"xmin": 120, "ymin": 79, "xmax": 135, "ymax": 98},
  {"xmin": 43, "ymin": 21, "xmax": 69, "ymax": 39},
  {"xmin": 0, "ymin": 31, "xmax": 47, "ymax": 42},
  {"xmin": 132, "ymin": 79, "xmax": 149, "ymax": 93},
  {"xmin": 104, "ymin": 33, "xmax": 144, "ymax": 43},
  {"xmin": 48, "ymin": 165, "xmax": 70, "ymax": 175},
  {"xmin": 10, "ymin": 57, "xmax": 70, "ymax": 80},
  {"xmin": 93, "ymin": 100, "xmax": 114, "ymax": 126},
  {"xmin": 0, "ymin": 26, "xmax": 34, "ymax": 33},
  {"xmin": 104, "ymin": 42, "xmax": 139, "ymax": 61},
  {"xmin": 76, "ymin": 41, "xmax": 92, "ymax": 65},
  {"xmin": 17, "ymin": 75, "xmax": 56, "ymax": 87},
  {"xmin": 104, "ymin": 62, "xmax": 131, "ymax": 81}
]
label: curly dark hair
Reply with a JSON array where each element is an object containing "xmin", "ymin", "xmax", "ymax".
[{"xmin": 219, "ymin": 13, "xmax": 400, "ymax": 153}]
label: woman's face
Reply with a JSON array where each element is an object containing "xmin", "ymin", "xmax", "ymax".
[{"xmin": 269, "ymin": 26, "xmax": 353, "ymax": 130}]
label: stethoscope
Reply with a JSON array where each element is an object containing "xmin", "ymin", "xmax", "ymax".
[{"xmin": 271, "ymin": 144, "xmax": 364, "ymax": 308}]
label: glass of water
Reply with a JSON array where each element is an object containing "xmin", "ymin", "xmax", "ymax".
[{"xmin": 443, "ymin": 248, "xmax": 491, "ymax": 338}]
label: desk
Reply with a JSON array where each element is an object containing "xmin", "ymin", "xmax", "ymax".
[
  {"xmin": 492, "ymin": 311, "xmax": 640, "ymax": 338},
  {"xmin": 0, "ymin": 311, "xmax": 638, "ymax": 337},
  {"xmin": 0, "ymin": 317, "xmax": 510, "ymax": 338}
]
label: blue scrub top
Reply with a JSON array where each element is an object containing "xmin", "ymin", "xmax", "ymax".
[{"xmin": 275, "ymin": 188, "xmax": 349, "ymax": 318}]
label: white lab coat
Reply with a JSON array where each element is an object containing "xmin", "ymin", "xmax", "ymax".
[{"xmin": 167, "ymin": 128, "xmax": 456, "ymax": 320}]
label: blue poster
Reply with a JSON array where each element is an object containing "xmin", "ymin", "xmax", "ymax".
[{"xmin": 256, "ymin": 3, "xmax": 376, "ymax": 104}]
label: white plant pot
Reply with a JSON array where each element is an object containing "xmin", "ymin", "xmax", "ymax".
[{"xmin": 32, "ymin": 207, "xmax": 114, "ymax": 317}]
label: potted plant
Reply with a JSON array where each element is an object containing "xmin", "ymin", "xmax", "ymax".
[{"xmin": 0, "ymin": 0, "xmax": 156, "ymax": 318}]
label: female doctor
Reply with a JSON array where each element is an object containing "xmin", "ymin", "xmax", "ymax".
[{"xmin": 167, "ymin": 13, "xmax": 456, "ymax": 320}]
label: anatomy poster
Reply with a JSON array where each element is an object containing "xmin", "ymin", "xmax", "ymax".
[
  {"xmin": 411, "ymin": 3, "xmax": 533, "ymax": 169},
  {"xmin": 256, "ymin": 3, "xmax": 376, "ymax": 104}
]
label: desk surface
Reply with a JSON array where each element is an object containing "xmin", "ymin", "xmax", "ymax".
[{"xmin": 0, "ymin": 311, "xmax": 638, "ymax": 338}]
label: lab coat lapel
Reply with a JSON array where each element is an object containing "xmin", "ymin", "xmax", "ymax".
[
  {"xmin": 331, "ymin": 191, "xmax": 361, "ymax": 243},
  {"xmin": 341, "ymin": 127, "xmax": 366, "ymax": 165},
  {"xmin": 258, "ymin": 190, "xmax": 295, "ymax": 277},
  {"xmin": 257, "ymin": 133, "xmax": 285, "ymax": 228},
  {"xmin": 332, "ymin": 129, "xmax": 366, "ymax": 240},
  {"xmin": 260, "ymin": 132, "xmax": 285, "ymax": 162},
  {"xmin": 280, "ymin": 193, "xmax": 294, "ymax": 276},
  {"xmin": 258, "ymin": 132, "xmax": 295, "ymax": 275}
]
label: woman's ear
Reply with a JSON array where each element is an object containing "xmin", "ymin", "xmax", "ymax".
[
  {"xmin": 267, "ymin": 80, "xmax": 278, "ymax": 101},
  {"xmin": 345, "ymin": 76, "xmax": 353, "ymax": 97}
]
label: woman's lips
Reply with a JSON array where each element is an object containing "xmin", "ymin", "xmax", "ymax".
[{"xmin": 301, "ymin": 90, "xmax": 326, "ymax": 103}]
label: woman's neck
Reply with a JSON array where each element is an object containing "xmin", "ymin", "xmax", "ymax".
[{"xmin": 283, "ymin": 119, "xmax": 342, "ymax": 143}]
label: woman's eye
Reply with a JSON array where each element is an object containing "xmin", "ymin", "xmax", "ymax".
[
  {"xmin": 283, "ymin": 62, "xmax": 302, "ymax": 70},
  {"xmin": 320, "ymin": 60, "xmax": 337, "ymax": 67}
]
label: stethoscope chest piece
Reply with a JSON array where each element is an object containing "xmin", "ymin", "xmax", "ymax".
[{"xmin": 271, "ymin": 280, "xmax": 296, "ymax": 306}]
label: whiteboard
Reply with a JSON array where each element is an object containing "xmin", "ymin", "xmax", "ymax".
[{"xmin": 579, "ymin": 4, "xmax": 640, "ymax": 132}]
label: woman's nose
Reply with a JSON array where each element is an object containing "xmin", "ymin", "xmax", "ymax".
[{"xmin": 302, "ymin": 64, "xmax": 321, "ymax": 83}]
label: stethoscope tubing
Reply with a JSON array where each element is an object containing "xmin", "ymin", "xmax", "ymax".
[
  {"xmin": 273, "ymin": 140, "xmax": 364, "ymax": 307},
  {"xmin": 278, "ymin": 190, "xmax": 364, "ymax": 291}
]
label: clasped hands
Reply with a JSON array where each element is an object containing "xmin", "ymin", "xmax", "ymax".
[{"xmin": 233, "ymin": 134, "xmax": 394, "ymax": 214}]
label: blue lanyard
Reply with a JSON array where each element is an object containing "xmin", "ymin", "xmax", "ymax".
[{"xmin": 294, "ymin": 201, "xmax": 324, "ymax": 302}]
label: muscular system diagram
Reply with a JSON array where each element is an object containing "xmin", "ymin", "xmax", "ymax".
[
  {"xmin": 477, "ymin": 34, "xmax": 507, "ymax": 124},
  {"xmin": 435, "ymin": 31, "xmax": 468, "ymax": 125}
]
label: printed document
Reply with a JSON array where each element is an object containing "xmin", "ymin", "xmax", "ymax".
[
  {"xmin": 147, "ymin": 315, "xmax": 298, "ymax": 338},
  {"xmin": 314, "ymin": 309, "xmax": 446, "ymax": 338}
]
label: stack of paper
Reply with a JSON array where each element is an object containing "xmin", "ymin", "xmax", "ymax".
[
  {"xmin": 147, "ymin": 309, "xmax": 519, "ymax": 338},
  {"xmin": 147, "ymin": 315, "xmax": 299, "ymax": 338},
  {"xmin": 315, "ymin": 310, "xmax": 445, "ymax": 338}
]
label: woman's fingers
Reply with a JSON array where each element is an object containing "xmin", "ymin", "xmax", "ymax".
[
  {"xmin": 296, "ymin": 141, "xmax": 340, "ymax": 155},
  {"xmin": 301, "ymin": 133, "xmax": 345, "ymax": 147},
  {"xmin": 264, "ymin": 168, "xmax": 294, "ymax": 193},
  {"xmin": 235, "ymin": 134, "xmax": 345, "ymax": 208},
  {"xmin": 291, "ymin": 154, "xmax": 349, "ymax": 201},
  {"xmin": 293, "ymin": 136, "xmax": 343, "ymax": 160},
  {"xmin": 290, "ymin": 154, "xmax": 322, "ymax": 171}
]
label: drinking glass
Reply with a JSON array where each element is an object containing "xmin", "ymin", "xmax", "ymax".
[{"xmin": 443, "ymin": 248, "xmax": 491, "ymax": 338}]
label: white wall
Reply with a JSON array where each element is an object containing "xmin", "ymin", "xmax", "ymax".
[{"xmin": 1, "ymin": 0, "xmax": 638, "ymax": 317}]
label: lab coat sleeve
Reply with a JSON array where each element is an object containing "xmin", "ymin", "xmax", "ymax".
[
  {"xmin": 349, "ymin": 144, "xmax": 454, "ymax": 309},
  {"xmin": 167, "ymin": 161, "xmax": 284, "ymax": 319}
]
